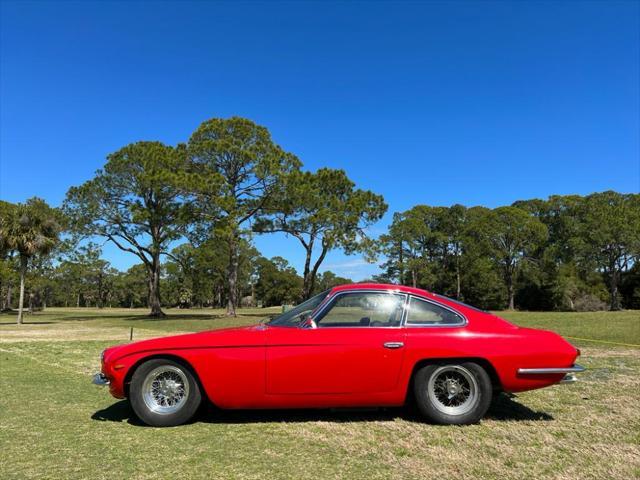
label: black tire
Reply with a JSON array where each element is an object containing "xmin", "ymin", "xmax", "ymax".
[
  {"xmin": 413, "ymin": 362, "xmax": 492, "ymax": 425},
  {"xmin": 129, "ymin": 358, "xmax": 202, "ymax": 427}
]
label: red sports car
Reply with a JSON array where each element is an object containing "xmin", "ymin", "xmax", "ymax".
[{"xmin": 93, "ymin": 283, "xmax": 584, "ymax": 427}]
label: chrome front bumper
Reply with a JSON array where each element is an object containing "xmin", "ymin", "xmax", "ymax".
[
  {"xmin": 517, "ymin": 364, "xmax": 585, "ymax": 384},
  {"xmin": 92, "ymin": 372, "xmax": 110, "ymax": 386}
]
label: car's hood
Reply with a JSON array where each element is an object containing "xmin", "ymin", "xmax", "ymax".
[{"xmin": 104, "ymin": 325, "xmax": 266, "ymax": 362}]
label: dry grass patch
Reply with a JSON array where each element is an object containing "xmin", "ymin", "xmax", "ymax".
[{"xmin": 0, "ymin": 323, "xmax": 170, "ymax": 343}]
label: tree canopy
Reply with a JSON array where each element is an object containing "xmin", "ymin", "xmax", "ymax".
[
  {"xmin": 577, "ymin": 191, "xmax": 640, "ymax": 310},
  {"xmin": 380, "ymin": 192, "xmax": 639, "ymax": 311},
  {"xmin": 64, "ymin": 141, "xmax": 190, "ymax": 317},
  {"xmin": 0, "ymin": 198, "xmax": 61, "ymax": 323},
  {"xmin": 186, "ymin": 117, "xmax": 301, "ymax": 315},
  {"xmin": 255, "ymin": 168, "xmax": 387, "ymax": 298}
]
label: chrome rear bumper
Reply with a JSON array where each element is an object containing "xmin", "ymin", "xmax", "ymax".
[
  {"xmin": 92, "ymin": 372, "xmax": 110, "ymax": 386},
  {"xmin": 518, "ymin": 364, "xmax": 585, "ymax": 375},
  {"xmin": 559, "ymin": 373, "xmax": 579, "ymax": 384},
  {"xmin": 517, "ymin": 364, "xmax": 585, "ymax": 384}
]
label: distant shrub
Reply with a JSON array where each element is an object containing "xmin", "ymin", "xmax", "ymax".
[{"xmin": 573, "ymin": 294, "xmax": 607, "ymax": 312}]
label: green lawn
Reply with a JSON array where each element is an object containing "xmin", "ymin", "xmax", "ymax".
[
  {"xmin": 0, "ymin": 308, "xmax": 638, "ymax": 479},
  {"xmin": 496, "ymin": 310, "xmax": 640, "ymax": 346}
]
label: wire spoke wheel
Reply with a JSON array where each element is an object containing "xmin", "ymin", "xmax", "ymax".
[
  {"xmin": 427, "ymin": 365, "xmax": 478, "ymax": 416},
  {"xmin": 142, "ymin": 365, "xmax": 190, "ymax": 415}
]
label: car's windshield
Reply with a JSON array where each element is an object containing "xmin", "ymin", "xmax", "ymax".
[{"xmin": 267, "ymin": 290, "xmax": 330, "ymax": 327}]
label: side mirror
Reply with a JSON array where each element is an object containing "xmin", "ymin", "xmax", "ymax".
[{"xmin": 301, "ymin": 316, "xmax": 317, "ymax": 329}]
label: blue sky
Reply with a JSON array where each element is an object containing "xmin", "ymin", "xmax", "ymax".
[{"xmin": 1, "ymin": 1, "xmax": 639, "ymax": 279}]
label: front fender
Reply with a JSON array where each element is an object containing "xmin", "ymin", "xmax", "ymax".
[{"xmin": 103, "ymin": 346, "xmax": 266, "ymax": 407}]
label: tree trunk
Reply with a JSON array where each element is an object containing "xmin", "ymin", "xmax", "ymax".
[
  {"xmin": 147, "ymin": 253, "xmax": 165, "ymax": 317},
  {"xmin": 299, "ymin": 234, "xmax": 317, "ymax": 300},
  {"xmin": 303, "ymin": 242, "xmax": 329, "ymax": 300},
  {"xmin": 507, "ymin": 280, "xmax": 515, "ymax": 310},
  {"xmin": 77, "ymin": 292, "xmax": 81, "ymax": 308},
  {"xmin": 226, "ymin": 234, "xmax": 239, "ymax": 316},
  {"xmin": 17, "ymin": 255, "xmax": 27, "ymax": 325},
  {"xmin": 250, "ymin": 281, "xmax": 256, "ymax": 307},
  {"xmin": 6, "ymin": 284, "xmax": 12, "ymax": 310},
  {"xmin": 302, "ymin": 244, "xmax": 314, "ymax": 300},
  {"xmin": 609, "ymin": 269, "xmax": 621, "ymax": 311},
  {"xmin": 97, "ymin": 275, "xmax": 104, "ymax": 309},
  {"xmin": 455, "ymin": 254, "xmax": 461, "ymax": 300},
  {"xmin": 504, "ymin": 260, "xmax": 516, "ymax": 310},
  {"xmin": 411, "ymin": 269, "xmax": 417, "ymax": 288},
  {"xmin": 398, "ymin": 240, "xmax": 404, "ymax": 285}
]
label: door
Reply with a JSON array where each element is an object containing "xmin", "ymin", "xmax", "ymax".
[{"xmin": 266, "ymin": 291, "xmax": 407, "ymax": 395}]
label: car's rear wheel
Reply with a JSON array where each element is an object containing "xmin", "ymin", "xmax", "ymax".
[
  {"xmin": 413, "ymin": 362, "xmax": 492, "ymax": 425},
  {"xmin": 130, "ymin": 358, "xmax": 202, "ymax": 427}
]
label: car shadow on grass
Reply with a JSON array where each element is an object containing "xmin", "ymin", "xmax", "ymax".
[
  {"xmin": 486, "ymin": 393, "xmax": 553, "ymax": 421},
  {"xmin": 91, "ymin": 401, "xmax": 145, "ymax": 426},
  {"xmin": 91, "ymin": 393, "xmax": 552, "ymax": 426}
]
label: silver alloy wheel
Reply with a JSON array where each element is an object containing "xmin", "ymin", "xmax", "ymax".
[
  {"xmin": 427, "ymin": 365, "xmax": 478, "ymax": 416},
  {"xmin": 141, "ymin": 365, "xmax": 190, "ymax": 415}
]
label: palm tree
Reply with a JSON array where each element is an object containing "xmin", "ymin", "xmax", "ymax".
[
  {"xmin": 0, "ymin": 198, "xmax": 60, "ymax": 324},
  {"xmin": 0, "ymin": 201, "xmax": 16, "ymax": 311}
]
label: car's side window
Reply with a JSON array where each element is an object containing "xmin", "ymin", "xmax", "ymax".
[
  {"xmin": 406, "ymin": 297, "xmax": 464, "ymax": 326},
  {"xmin": 314, "ymin": 292, "xmax": 406, "ymax": 328}
]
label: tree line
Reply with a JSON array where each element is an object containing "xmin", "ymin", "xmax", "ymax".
[
  {"xmin": 0, "ymin": 117, "xmax": 384, "ymax": 321},
  {"xmin": 374, "ymin": 192, "xmax": 640, "ymax": 311},
  {"xmin": 0, "ymin": 117, "xmax": 638, "ymax": 322}
]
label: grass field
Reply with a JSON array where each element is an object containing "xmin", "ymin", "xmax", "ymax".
[{"xmin": 1, "ymin": 307, "xmax": 638, "ymax": 479}]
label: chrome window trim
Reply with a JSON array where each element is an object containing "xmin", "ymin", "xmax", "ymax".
[
  {"xmin": 403, "ymin": 295, "xmax": 468, "ymax": 328},
  {"xmin": 310, "ymin": 289, "xmax": 409, "ymax": 329}
]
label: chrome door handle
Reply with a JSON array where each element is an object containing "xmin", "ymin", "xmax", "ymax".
[{"xmin": 383, "ymin": 342, "xmax": 404, "ymax": 349}]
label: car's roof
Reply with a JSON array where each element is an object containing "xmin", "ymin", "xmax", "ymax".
[{"xmin": 330, "ymin": 283, "xmax": 437, "ymax": 298}]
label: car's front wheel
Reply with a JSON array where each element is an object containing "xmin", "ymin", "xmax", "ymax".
[
  {"xmin": 413, "ymin": 362, "xmax": 492, "ymax": 425},
  {"xmin": 129, "ymin": 358, "xmax": 202, "ymax": 427}
]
